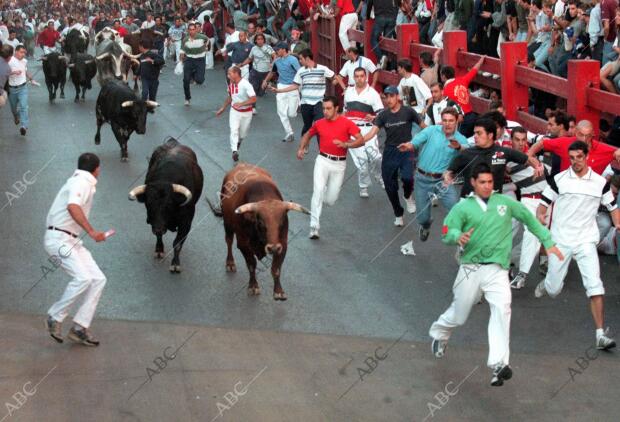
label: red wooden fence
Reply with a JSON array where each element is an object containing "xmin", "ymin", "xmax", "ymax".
[{"xmin": 310, "ymin": 18, "xmax": 620, "ymax": 136}]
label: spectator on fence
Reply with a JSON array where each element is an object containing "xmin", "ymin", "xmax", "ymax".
[
  {"xmin": 600, "ymin": 55, "xmax": 620, "ymax": 93},
  {"xmin": 334, "ymin": 46, "xmax": 378, "ymax": 90},
  {"xmin": 290, "ymin": 28, "xmax": 309, "ymax": 57},
  {"xmin": 588, "ymin": 0, "xmax": 605, "ymax": 62},
  {"xmin": 514, "ymin": 0, "xmax": 531, "ymax": 42},
  {"xmin": 415, "ymin": 0, "xmax": 434, "ymax": 45},
  {"xmin": 397, "ymin": 0, "xmax": 415, "ymax": 25},
  {"xmin": 367, "ymin": 0, "xmax": 399, "ymax": 69},
  {"xmin": 548, "ymin": 0, "xmax": 584, "ymax": 78},
  {"xmin": 419, "ymin": 50, "xmax": 441, "ymax": 88},
  {"xmin": 252, "ymin": 21, "xmax": 278, "ymax": 45},
  {"xmin": 440, "ymin": 55, "xmax": 485, "ymax": 137}
]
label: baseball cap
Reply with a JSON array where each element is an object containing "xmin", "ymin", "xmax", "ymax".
[
  {"xmin": 275, "ymin": 42, "xmax": 289, "ymax": 51},
  {"xmin": 384, "ymin": 85, "xmax": 399, "ymax": 95}
]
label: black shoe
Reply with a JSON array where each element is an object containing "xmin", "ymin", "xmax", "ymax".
[
  {"xmin": 20, "ymin": 127, "xmax": 26, "ymax": 136},
  {"xmin": 67, "ymin": 326, "xmax": 100, "ymax": 347},
  {"xmin": 419, "ymin": 226, "xmax": 430, "ymax": 242},
  {"xmin": 491, "ymin": 364, "xmax": 512, "ymax": 386},
  {"xmin": 46, "ymin": 315, "xmax": 63, "ymax": 343},
  {"xmin": 14, "ymin": 115, "xmax": 20, "ymax": 125},
  {"xmin": 232, "ymin": 151, "xmax": 239, "ymax": 162}
]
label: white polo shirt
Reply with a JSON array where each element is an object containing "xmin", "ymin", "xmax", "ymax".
[
  {"xmin": 397, "ymin": 73, "xmax": 432, "ymax": 114},
  {"xmin": 541, "ymin": 167, "xmax": 617, "ymax": 246},
  {"xmin": 339, "ymin": 55, "xmax": 377, "ymax": 86},
  {"xmin": 293, "ymin": 64, "xmax": 335, "ymax": 105},
  {"xmin": 46, "ymin": 170, "xmax": 98, "ymax": 236},
  {"xmin": 343, "ymin": 85, "xmax": 383, "ymax": 124},
  {"xmin": 8, "ymin": 56, "xmax": 27, "ymax": 86},
  {"xmin": 229, "ymin": 78, "xmax": 256, "ymax": 112}
]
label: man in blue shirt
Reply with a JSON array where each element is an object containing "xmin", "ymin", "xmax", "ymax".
[
  {"xmin": 398, "ymin": 107, "xmax": 468, "ymax": 241},
  {"xmin": 262, "ymin": 42, "xmax": 301, "ymax": 143}
]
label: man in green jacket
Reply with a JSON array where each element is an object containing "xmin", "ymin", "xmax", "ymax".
[{"xmin": 429, "ymin": 162, "xmax": 564, "ymax": 386}]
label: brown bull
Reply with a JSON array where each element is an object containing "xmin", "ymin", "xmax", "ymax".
[{"xmin": 207, "ymin": 164, "xmax": 309, "ymax": 300}]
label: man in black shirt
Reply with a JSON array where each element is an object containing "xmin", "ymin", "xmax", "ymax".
[
  {"xmin": 364, "ymin": 85, "xmax": 425, "ymax": 226},
  {"xmin": 445, "ymin": 118, "xmax": 544, "ymax": 197},
  {"xmin": 138, "ymin": 39, "xmax": 165, "ymax": 101}
]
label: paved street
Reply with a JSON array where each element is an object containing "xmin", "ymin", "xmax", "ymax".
[{"xmin": 0, "ymin": 56, "xmax": 619, "ymax": 421}]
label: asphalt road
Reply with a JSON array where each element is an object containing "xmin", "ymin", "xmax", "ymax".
[{"xmin": 0, "ymin": 54, "xmax": 619, "ymax": 421}]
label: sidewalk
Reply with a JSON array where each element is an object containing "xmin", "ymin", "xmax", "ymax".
[{"xmin": 1, "ymin": 312, "xmax": 618, "ymax": 422}]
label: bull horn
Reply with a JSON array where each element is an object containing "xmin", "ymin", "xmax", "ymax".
[
  {"xmin": 68, "ymin": 63, "xmax": 75, "ymax": 68},
  {"xmin": 284, "ymin": 201, "xmax": 311, "ymax": 215},
  {"xmin": 145, "ymin": 100, "xmax": 159, "ymax": 108},
  {"xmin": 172, "ymin": 184, "xmax": 192, "ymax": 206},
  {"xmin": 121, "ymin": 101, "xmax": 134, "ymax": 108},
  {"xmin": 124, "ymin": 52, "xmax": 141, "ymax": 59},
  {"xmin": 235, "ymin": 202, "xmax": 259, "ymax": 215},
  {"xmin": 132, "ymin": 29, "xmax": 142, "ymax": 34},
  {"xmin": 84, "ymin": 59, "xmax": 95, "ymax": 64},
  {"xmin": 96, "ymin": 52, "xmax": 110, "ymax": 60},
  {"xmin": 128, "ymin": 185, "xmax": 146, "ymax": 200}
]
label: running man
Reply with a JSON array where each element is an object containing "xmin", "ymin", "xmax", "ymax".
[{"xmin": 430, "ymin": 162, "xmax": 563, "ymax": 386}]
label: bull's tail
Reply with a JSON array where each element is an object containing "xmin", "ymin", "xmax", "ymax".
[{"xmin": 205, "ymin": 196, "xmax": 223, "ymax": 218}]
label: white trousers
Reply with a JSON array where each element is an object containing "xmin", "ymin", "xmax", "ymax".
[
  {"xmin": 233, "ymin": 63, "xmax": 250, "ymax": 80},
  {"xmin": 516, "ymin": 197, "xmax": 546, "ymax": 274},
  {"xmin": 429, "ymin": 264, "xmax": 511, "ymax": 368},
  {"xmin": 276, "ymin": 84, "xmax": 300, "ymax": 137},
  {"xmin": 310, "ymin": 155, "xmax": 346, "ymax": 229},
  {"xmin": 338, "ymin": 13, "xmax": 359, "ymax": 51},
  {"xmin": 205, "ymin": 37, "xmax": 215, "ymax": 69},
  {"xmin": 229, "ymin": 108, "xmax": 253, "ymax": 152},
  {"xmin": 348, "ymin": 126, "xmax": 382, "ymax": 188},
  {"xmin": 45, "ymin": 231, "xmax": 107, "ymax": 329},
  {"xmin": 543, "ymin": 242, "xmax": 605, "ymax": 298}
]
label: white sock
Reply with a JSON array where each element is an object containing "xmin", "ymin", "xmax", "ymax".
[{"xmin": 596, "ymin": 328, "xmax": 605, "ymax": 338}]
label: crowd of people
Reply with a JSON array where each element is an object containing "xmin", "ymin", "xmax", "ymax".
[{"xmin": 0, "ymin": 0, "xmax": 619, "ymax": 388}]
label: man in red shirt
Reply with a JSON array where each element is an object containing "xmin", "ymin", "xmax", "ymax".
[
  {"xmin": 440, "ymin": 55, "xmax": 485, "ymax": 138},
  {"xmin": 297, "ymin": 96, "xmax": 364, "ymax": 239},
  {"xmin": 113, "ymin": 19, "xmax": 127, "ymax": 37},
  {"xmin": 336, "ymin": 0, "xmax": 358, "ymax": 51},
  {"xmin": 38, "ymin": 21, "xmax": 60, "ymax": 54},
  {"xmin": 528, "ymin": 120, "xmax": 620, "ymax": 175}
]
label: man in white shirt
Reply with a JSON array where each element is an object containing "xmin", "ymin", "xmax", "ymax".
[
  {"xmin": 0, "ymin": 19, "xmax": 9, "ymax": 43},
  {"xmin": 45, "ymin": 153, "xmax": 109, "ymax": 347},
  {"xmin": 5, "ymin": 29, "xmax": 21, "ymax": 50},
  {"xmin": 141, "ymin": 14, "xmax": 156, "ymax": 29},
  {"xmin": 334, "ymin": 46, "xmax": 378, "ymax": 90},
  {"xmin": 343, "ymin": 67, "xmax": 385, "ymax": 197},
  {"xmin": 397, "ymin": 58, "xmax": 432, "ymax": 119},
  {"xmin": 216, "ymin": 66, "xmax": 257, "ymax": 162},
  {"xmin": 8, "ymin": 45, "xmax": 33, "ymax": 136},
  {"xmin": 535, "ymin": 140, "xmax": 619, "ymax": 350}
]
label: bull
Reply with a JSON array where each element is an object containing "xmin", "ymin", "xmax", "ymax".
[
  {"xmin": 68, "ymin": 53, "xmax": 97, "ymax": 102},
  {"xmin": 95, "ymin": 80, "xmax": 159, "ymax": 161},
  {"xmin": 128, "ymin": 138, "xmax": 204, "ymax": 273},
  {"xmin": 40, "ymin": 52, "xmax": 67, "ymax": 102},
  {"xmin": 94, "ymin": 27, "xmax": 119, "ymax": 45},
  {"xmin": 207, "ymin": 164, "xmax": 309, "ymax": 300},
  {"xmin": 95, "ymin": 38, "xmax": 139, "ymax": 86},
  {"xmin": 63, "ymin": 28, "xmax": 89, "ymax": 61}
]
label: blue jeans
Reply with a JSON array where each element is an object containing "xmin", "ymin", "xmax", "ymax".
[
  {"xmin": 515, "ymin": 30, "xmax": 528, "ymax": 42},
  {"xmin": 382, "ymin": 145, "xmax": 414, "ymax": 217},
  {"xmin": 534, "ymin": 40, "xmax": 551, "ymax": 72},
  {"xmin": 371, "ymin": 15, "xmax": 396, "ymax": 61},
  {"xmin": 603, "ymin": 41, "xmax": 619, "ymax": 66},
  {"xmin": 183, "ymin": 57, "xmax": 205, "ymax": 100},
  {"xmin": 9, "ymin": 84, "xmax": 29, "ymax": 129},
  {"xmin": 414, "ymin": 171, "xmax": 459, "ymax": 228},
  {"xmin": 141, "ymin": 78, "xmax": 159, "ymax": 101}
]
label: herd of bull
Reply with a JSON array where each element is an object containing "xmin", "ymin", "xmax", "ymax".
[
  {"xmin": 127, "ymin": 138, "xmax": 309, "ymax": 301},
  {"xmin": 41, "ymin": 26, "xmax": 162, "ymax": 161},
  {"xmin": 38, "ymin": 28, "xmax": 308, "ymax": 301}
]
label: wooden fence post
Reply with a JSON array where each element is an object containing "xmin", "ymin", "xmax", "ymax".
[
  {"xmin": 567, "ymin": 60, "xmax": 601, "ymax": 134},
  {"xmin": 441, "ymin": 31, "xmax": 468, "ymax": 76},
  {"xmin": 500, "ymin": 42, "xmax": 529, "ymax": 122}
]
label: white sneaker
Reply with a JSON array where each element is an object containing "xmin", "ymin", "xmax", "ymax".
[
  {"xmin": 596, "ymin": 328, "xmax": 616, "ymax": 350},
  {"xmin": 184, "ymin": 100, "xmax": 190, "ymax": 106},
  {"xmin": 379, "ymin": 55, "xmax": 388, "ymax": 69},
  {"xmin": 359, "ymin": 187, "xmax": 369, "ymax": 198},
  {"xmin": 534, "ymin": 280, "xmax": 547, "ymax": 298},
  {"xmin": 394, "ymin": 216, "xmax": 404, "ymax": 227},
  {"xmin": 252, "ymin": 109, "xmax": 257, "ymax": 115},
  {"xmin": 405, "ymin": 196, "xmax": 416, "ymax": 213},
  {"xmin": 309, "ymin": 227, "xmax": 320, "ymax": 239}
]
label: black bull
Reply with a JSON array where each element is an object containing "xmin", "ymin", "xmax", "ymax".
[
  {"xmin": 40, "ymin": 52, "xmax": 67, "ymax": 102},
  {"xmin": 95, "ymin": 80, "xmax": 158, "ymax": 161},
  {"xmin": 128, "ymin": 138, "xmax": 204, "ymax": 273},
  {"xmin": 68, "ymin": 53, "xmax": 97, "ymax": 102}
]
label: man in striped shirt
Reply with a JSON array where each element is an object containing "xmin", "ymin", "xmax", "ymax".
[
  {"xmin": 271, "ymin": 49, "xmax": 335, "ymax": 139},
  {"xmin": 180, "ymin": 22, "xmax": 210, "ymax": 106}
]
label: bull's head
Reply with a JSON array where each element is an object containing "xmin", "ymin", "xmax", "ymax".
[
  {"xmin": 120, "ymin": 100, "xmax": 159, "ymax": 133},
  {"xmin": 128, "ymin": 183, "xmax": 192, "ymax": 235},
  {"xmin": 235, "ymin": 200, "xmax": 310, "ymax": 255},
  {"xmin": 68, "ymin": 57, "xmax": 95, "ymax": 84}
]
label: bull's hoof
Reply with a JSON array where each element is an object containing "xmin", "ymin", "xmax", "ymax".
[
  {"xmin": 273, "ymin": 292, "xmax": 288, "ymax": 301},
  {"xmin": 60, "ymin": 93, "xmax": 65, "ymax": 99},
  {"xmin": 74, "ymin": 97, "xmax": 79, "ymax": 103},
  {"xmin": 169, "ymin": 264, "xmax": 182, "ymax": 273},
  {"xmin": 154, "ymin": 251, "xmax": 165, "ymax": 260},
  {"xmin": 248, "ymin": 286, "xmax": 261, "ymax": 296},
  {"xmin": 81, "ymin": 97, "xmax": 86, "ymax": 102},
  {"xmin": 94, "ymin": 137, "xmax": 100, "ymax": 145},
  {"xmin": 120, "ymin": 156, "xmax": 129, "ymax": 162},
  {"xmin": 225, "ymin": 263, "xmax": 236, "ymax": 273}
]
